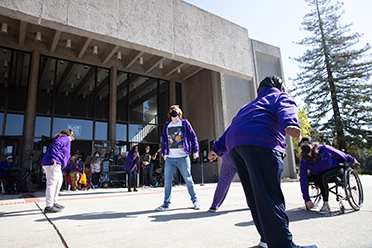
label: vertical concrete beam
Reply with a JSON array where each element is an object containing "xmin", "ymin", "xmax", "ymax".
[
  {"xmin": 169, "ymin": 79, "xmax": 176, "ymax": 106},
  {"xmin": 109, "ymin": 66, "xmax": 117, "ymax": 148},
  {"xmin": 22, "ymin": 49, "xmax": 40, "ymax": 167}
]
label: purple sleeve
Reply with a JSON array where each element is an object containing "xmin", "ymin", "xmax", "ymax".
[
  {"xmin": 185, "ymin": 120, "xmax": 199, "ymax": 154},
  {"xmin": 299, "ymin": 160, "xmax": 310, "ymax": 202},
  {"xmin": 213, "ymin": 126, "xmax": 230, "ymax": 157},
  {"xmin": 326, "ymin": 145, "xmax": 356, "ymax": 164},
  {"xmin": 277, "ymin": 93, "xmax": 301, "ymax": 131},
  {"xmin": 161, "ymin": 122, "xmax": 169, "ymax": 156}
]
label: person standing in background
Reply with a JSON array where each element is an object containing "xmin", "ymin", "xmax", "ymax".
[
  {"xmin": 65, "ymin": 154, "xmax": 82, "ymax": 191},
  {"xmin": 42, "ymin": 129, "xmax": 74, "ymax": 213},
  {"xmin": 124, "ymin": 145, "xmax": 139, "ymax": 192},
  {"xmin": 142, "ymin": 145, "xmax": 158, "ymax": 187},
  {"xmin": 91, "ymin": 151, "xmax": 104, "ymax": 189}
]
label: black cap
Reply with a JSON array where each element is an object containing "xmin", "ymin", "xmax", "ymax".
[
  {"xmin": 258, "ymin": 76, "xmax": 284, "ymax": 92},
  {"xmin": 299, "ymin": 137, "xmax": 313, "ymax": 145}
]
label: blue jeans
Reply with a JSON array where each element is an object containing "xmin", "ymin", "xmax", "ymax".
[
  {"xmin": 127, "ymin": 170, "xmax": 137, "ymax": 188},
  {"xmin": 163, "ymin": 156, "xmax": 197, "ymax": 206}
]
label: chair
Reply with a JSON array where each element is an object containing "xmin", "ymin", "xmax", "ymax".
[{"xmin": 308, "ymin": 163, "xmax": 364, "ymax": 213}]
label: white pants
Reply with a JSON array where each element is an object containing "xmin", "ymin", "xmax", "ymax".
[{"xmin": 43, "ymin": 164, "xmax": 63, "ymax": 208}]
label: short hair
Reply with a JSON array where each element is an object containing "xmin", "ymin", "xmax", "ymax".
[
  {"xmin": 145, "ymin": 145, "xmax": 150, "ymax": 149},
  {"xmin": 167, "ymin": 105, "xmax": 183, "ymax": 120}
]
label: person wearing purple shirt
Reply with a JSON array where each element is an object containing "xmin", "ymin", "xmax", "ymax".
[
  {"xmin": 209, "ymin": 76, "xmax": 317, "ymax": 248},
  {"xmin": 124, "ymin": 145, "xmax": 139, "ymax": 192},
  {"xmin": 156, "ymin": 105, "xmax": 200, "ymax": 211},
  {"xmin": 41, "ymin": 129, "xmax": 74, "ymax": 213},
  {"xmin": 65, "ymin": 154, "xmax": 82, "ymax": 191},
  {"xmin": 299, "ymin": 137, "xmax": 359, "ymax": 214}
]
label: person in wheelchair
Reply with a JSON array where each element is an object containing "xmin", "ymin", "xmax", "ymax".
[{"xmin": 299, "ymin": 137, "xmax": 360, "ymax": 214}]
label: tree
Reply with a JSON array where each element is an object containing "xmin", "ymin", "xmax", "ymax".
[
  {"xmin": 290, "ymin": 0, "xmax": 372, "ymax": 151},
  {"xmin": 294, "ymin": 107, "xmax": 313, "ymax": 166}
]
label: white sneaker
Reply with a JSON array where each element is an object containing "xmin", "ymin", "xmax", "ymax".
[
  {"xmin": 155, "ymin": 204, "xmax": 169, "ymax": 211},
  {"xmin": 193, "ymin": 202, "xmax": 201, "ymax": 210},
  {"xmin": 259, "ymin": 241, "xmax": 268, "ymax": 248},
  {"xmin": 319, "ymin": 205, "xmax": 330, "ymax": 214}
]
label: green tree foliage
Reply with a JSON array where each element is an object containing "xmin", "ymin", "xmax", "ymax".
[
  {"xmin": 290, "ymin": 0, "xmax": 372, "ymax": 151},
  {"xmin": 294, "ymin": 107, "xmax": 313, "ymax": 166}
]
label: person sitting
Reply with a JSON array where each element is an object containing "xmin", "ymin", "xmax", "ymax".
[
  {"xmin": 0, "ymin": 156, "xmax": 17, "ymax": 193},
  {"xmin": 64, "ymin": 154, "xmax": 82, "ymax": 191},
  {"xmin": 299, "ymin": 137, "xmax": 360, "ymax": 214}
]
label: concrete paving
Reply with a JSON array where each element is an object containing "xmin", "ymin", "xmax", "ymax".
[{"xmin": 1, "ymin": 175, "xmax": 372, "ymax": 248}]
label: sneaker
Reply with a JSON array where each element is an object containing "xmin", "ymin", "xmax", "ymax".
[
  {"xmin": 155, "ymin": 204, "xmax": 170, "ymax": 211},
  {"xmin": 133, "ymin": 188, "xmax": 138, "ymax": 192},
  {"xmin": 53, "ymin": 203, "xmax": 65, "ymax": 209},
  {"xmin": 208, "ymin": 207, "xmax": 217, "ymax": 213},
  {"xmin": 193, "ymin": 202, "xmax": 201, "ymax": 210},
  {"xmin": 259, "ymin": 241, "xmax": 268, "ymax": 248},
  {"xmin": 319, "ymin": 205, "xmax": 330, "ymax": 214},
  {"xmin": 44, "ymin": 206, "xmax": 61, "ymax": 213}
]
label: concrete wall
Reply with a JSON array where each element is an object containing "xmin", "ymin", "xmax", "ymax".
[
  {"xmin": 180, "ymin": 69, "xmax": 219, "ymax": 183},
  {"xmin": 0, "ymin": 0, "xmax": 253, "ymax": 79}
]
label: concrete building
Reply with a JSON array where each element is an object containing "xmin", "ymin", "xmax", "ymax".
[{"xmin": 0, "ymin": 0, "xmax": 297, "ymax": 189}]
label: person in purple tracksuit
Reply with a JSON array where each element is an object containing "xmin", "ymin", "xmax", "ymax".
[
  {"xmin": 299, "ymin": 137, "xmax": 360, "ymax": 214},
  {"xmin": 41, "ymin": 129, "xmax": 74, "ymax": 213},
  {"xmin": 208, "ymin": 151, "xmax": 237, "ymax": 212},
  {"xmin": 209, "ymin": 76, "xmax": 317, "ymax": 248},
  {"xmin": 155, "ymin": 105, "xmax": 201, "ymax": 211}
]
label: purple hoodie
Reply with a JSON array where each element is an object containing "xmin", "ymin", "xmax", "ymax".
[
  {"xmin": 213, "ymin": 87, "xmax": 300, "ymax": 156},
  {"xmin": 41, "ymin": 135, "xmax": 71, "ymax": 170},
  {"xmin": 161, "ymin": 119, "xmax": 199, "ymax": 156},
  {"xmin": 299, "ymin": 144, "xmax": 356, "ymax": 202},
  {"xmin": 124, "ymin": 151, "xmax": 139, "ymax": 172}
]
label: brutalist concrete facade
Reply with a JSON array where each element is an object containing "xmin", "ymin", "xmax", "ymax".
[{"xmin": 0, "ymin": 0, "xmax": 297, "ymax": 183}]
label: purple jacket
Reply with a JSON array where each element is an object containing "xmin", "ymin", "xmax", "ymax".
[
  {"xmin": 0, "ymin": 160, "xmax": 12, "ymax": 176},
  {"xmin": 161, "ymin": 119, "xmax": 199, "ymax": 156},
  {"xmin": 64, "ymin": 161, "xmax": 82, "ymax": 173},
  {"xmin": 213, "ymin": 87, "xmax": 300, "ymax": 156},
  {"xmin": 299, "ymin": 144, "xmax": 356, "ymax": 202},
  {"xmin": 124, "ymin": 151, "xmax": 139, "ymax": 172},
  {"xmin": 41, "ymin": 135, "xmax": 71, "ymax": 170}
]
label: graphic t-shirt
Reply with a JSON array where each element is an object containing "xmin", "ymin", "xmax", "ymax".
[{"xmin": 167, "ymin": 121, "xmax": 187, "ymax": 158}]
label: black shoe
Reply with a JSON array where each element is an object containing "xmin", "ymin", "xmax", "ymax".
[
  {"xmin": 133, "ymin": 188, "xmax": 138, "ymax": 192},
  {"xmin": 128, "ymin": 188, "xmax": 132, "ymax": 192},
  {"xmin": 54, "ymin": 203, "xmax": 65, "ymax": 209},
  {"xmin": 208, "ymin": 207, "xmax": 217, "ymax": 213},
  {"xmin": 44, "ymin": 206, "xmax": 61, "ymax": 213}
]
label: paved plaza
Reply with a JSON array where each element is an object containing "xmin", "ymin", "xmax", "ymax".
[{"xmin": 1, "ymin": 176, "xmax": 372, "ymax": 248}]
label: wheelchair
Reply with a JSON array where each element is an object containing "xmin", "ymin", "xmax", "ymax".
[{"xmin": 308, "ymin": 163, "xmax": 364, "ymax": 213}]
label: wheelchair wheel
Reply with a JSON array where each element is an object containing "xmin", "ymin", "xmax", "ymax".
[
  {"xmin": 308, "ymin": 183, "xmax": 322, "ymax": 207},
  {"xmin": 344, "ymin": 168, "xmax": 364, "ymax": 211}
]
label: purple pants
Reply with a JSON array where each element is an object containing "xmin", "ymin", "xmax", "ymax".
[{"xmin": 211, "ymin": 151, "xmax": 237, "ymax": 209}]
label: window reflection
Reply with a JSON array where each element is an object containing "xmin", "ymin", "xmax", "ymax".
[
  {"xmin": 35, "ymin": 116, "xmax": 51, "ymax": 137},
  {"xmin": 116, "ymin": 71, "xmax": 128, "ymax": 121},
  {"xmin": 53, "ymin": 117, "xmax": 93, "ymax": 140},
  {"xmin": 5, "ymin": 114, "xmax": 24, "ymax": 135},
  {"xmin": 129, "ymin": 124, "xmax": 158, "ymax": 143},
  {"xmin": 0, "ymin": 112, "xmax": 3, "ymax": 135},
  {"xmin": 95, "ymin": 68, "xmax": 109, "ymax": 120},
  {"xmin": 95, "ymin": 121, "xmax": 107, "ymax": 140},
  {"xmin": 116, "ymin": 123, "xmax": 127, "ymax": 141}
]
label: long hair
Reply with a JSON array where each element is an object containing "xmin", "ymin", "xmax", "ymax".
[
  {"xmin": 131, "ymin": 145, "xmax": 138, "ymax": 153},
  {"xmin": 54, "ymin": 129, "xmax": 74, "ymax": 140},
  {"xmin": 300, "ymin": 142, "xmax": 320, "ymax": 163}
]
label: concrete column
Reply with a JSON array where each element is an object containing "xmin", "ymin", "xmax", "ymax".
[
  {"xmin": 109, "ymin": 66, "xmax": 117, "ymax": 148},
  {"xmin": 169, "ymin": 79, "xmax": 176, "ymax": 105},
  {"xmin": 22, "ymin": 49, "xmax": 40, "ymax": 168}
]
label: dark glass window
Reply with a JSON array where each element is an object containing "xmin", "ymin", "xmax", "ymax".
[
  {"xmin": 95, "ymin": 68, "xmax": 110, "ymax": 120},
  {"xmin": 5, "ymin": 50, "xmax": 31, "ymax": 112},
  {"xmin": 37, "ymin": 56, "xmax": 56, "ymax": 115},
  {"xmin": 159, "ymin": 80, "xmax": 169, "ymax": 125},
  {"xmin": 0, "ymin": 112, "xmax": 3, "ymax": 135},
  {"xmin": 116, "ymin": 71, "xmax": 128, "ymax": 122}
]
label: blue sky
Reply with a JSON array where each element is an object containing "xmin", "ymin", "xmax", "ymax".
[{"xmin": 184, "ymin": 0, "xmax": 372, "ymax": 103}]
